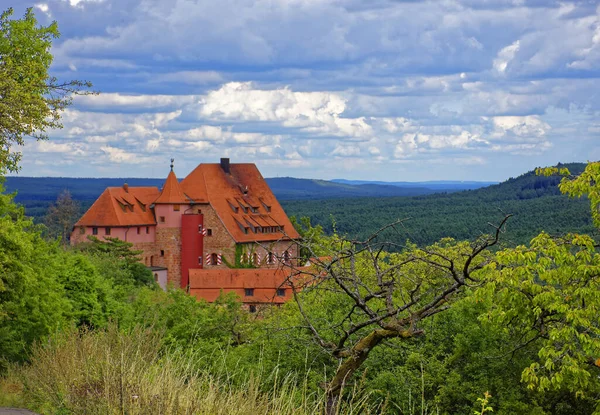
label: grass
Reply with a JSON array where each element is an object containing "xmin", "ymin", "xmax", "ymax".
[{"xmin": 0, "ymin": 324, "xmax": 380, "ymax": 415}]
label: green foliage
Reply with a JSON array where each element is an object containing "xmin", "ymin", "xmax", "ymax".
[
  {"xmin": 76, "ymin": 236, "xmax": 155, "ymax": 287},
  {"xmin": 0, "ymin": 182, "xmax": 70, "ymax": 367},
  {"xmin": 125, "ymin": 288, "xmax": 250, "ymax": 353},
  {"xmin": 482, "ymin": 232, "xmax": 600, "ymax": 402},
  {"xmin": 474, "ymin": 391, "xmax": 493, "ymax": 415},
  {"xmin": 283, "ymin": 163, "xmax": 594, "ymax": 248},
  {"xmin": 537, "ymin": 161, "xmax": 600, "ymax": 228},
  {"xmin": 0, "ymin": 7, "xmax": 93, "ymax": 173}
]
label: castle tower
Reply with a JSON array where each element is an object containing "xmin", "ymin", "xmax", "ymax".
[{"xmin": 153, "ymin": 160, "xmax": 191, "ymax": 288}]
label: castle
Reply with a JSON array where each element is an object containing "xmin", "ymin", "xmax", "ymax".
[{"xmin": 70, "ymin": 158, "xmax": 301, "ymax": 308}]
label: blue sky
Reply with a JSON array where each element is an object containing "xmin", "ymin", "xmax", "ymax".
[{"xmin": 4, "ymin": 0, "xmax": 600, "ymax": 181}]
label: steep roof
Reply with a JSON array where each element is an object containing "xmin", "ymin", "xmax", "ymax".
[
  {"xmin": 189, "ymin": 267, "xmax": 306, "ymax": 303},
  {"xmin": 154, "ymin": 170, "xmax": 188, "ymax": 204},
  {"xmin": 75, "ymin": 186, "xmax": 159, "ymax": 227},
  {"xmin": 181, "ymin": 163, "xmax": 300, "ymax": 242}
]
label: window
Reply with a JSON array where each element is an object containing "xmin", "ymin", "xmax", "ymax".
[
  {"xmin": 276, "ymin": 288, "xmax": 285, "ymax": 297},
  {"xmin": 241, "ymin": 253, "xmax": 249, "ymax": 264},
  {"xmin": 154, "ymin": 273, "xmax": 158, "ymax": 282},
  {"xmin": 283, "ymin": 250, "xmax": 291, "ymax": 264},
  {"xmin": 160, "ymin": 250, "xmax": 164, "ymax": 257},
  {"xmin": 210, "ymin": 253, "xmax": 218, "ymax": 265},
  {"xmin": 197, "ymin": 209, "xmax": 202, "ymax": 214},
  {"xmin": 173, "ymin": 204, "xmax": 180, "ymax": 211},
  {"xmin": 105, "ymin": 227, "xmax": 111, "ymax": 235},
  {"xmin": 252, "ymin": 253, "xmax": 259, "ymax": 265},
  {"xmin": 146, "ymin": 226, "xmax": 150, "ymax": 234},
  {"xmin": 92, "ymin": 227, "xmax": 98, "ymax": 235},
  {"xmin": 159, "ymin": 216, "xmax": 165, "ymax": 223},
  {"xmin": 267, "ymin": 252, "xmax": 275, "ymax": 264},
  {"xmin": 79, "ymin": 226, "xmax": 85, "ymax": 235},
  {"xmin": 198, "ymin": 256, "xmax": 202, "ymax": 265},
  {"xmin": 245, "ymin": 288, "xmax": 254, "ymax": 297},
  {"xmin": 207, "ymin": 229, "xmax": 212, "ymax": 236},
  {"xmin": 249, "ymin": 305, "xmax": 257, "ymax": 313},
  {"xmin": 136, "ymin": 227, "xmax": 140, "ymax": 234}
]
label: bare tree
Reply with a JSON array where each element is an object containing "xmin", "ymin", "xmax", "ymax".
[
  {"xmin": 44, "ymin": 189, "xmax": 80, "ymax": 244},
  {"xmin": 286, "ymin": 215, "xmax": 512, "ymax": 413}
]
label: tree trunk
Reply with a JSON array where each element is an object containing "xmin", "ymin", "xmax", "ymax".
[{"xmin": 325, "ymin": 328, "xmax": 411, "ymax": 414}]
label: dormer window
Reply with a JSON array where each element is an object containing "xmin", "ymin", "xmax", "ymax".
[
  {"xmin": 227, "ymin": 199, "xmax": 239, "ymax": 213},
  {"xmin": 259, "ymin": 198, "xmax": 271, "ymax": 213}
]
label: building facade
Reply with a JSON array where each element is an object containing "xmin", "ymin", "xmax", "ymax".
[{"xmin": 71, "ymin": 159, "xmax": 300, "ymax": 305}]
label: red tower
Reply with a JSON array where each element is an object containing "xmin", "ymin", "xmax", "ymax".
[{"xmin": 181, "ymin": 213, "xmax": 204, "ymax": 289}]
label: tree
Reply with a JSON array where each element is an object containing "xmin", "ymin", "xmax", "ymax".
[
  {"xmin": 481, "ymin": 162, "xmax": 600, "ymax": 405},
  {"xmin": 0, "ymin": 7, "xmax": 93, "ymax": 174},
  {"xmin": 0, "ymin": 183, "xmax": 70, "ymax": 368},
  {"xmin": 287, "ymin": 216, "xmax": 511, "ymax": 413},
  {"xmin": 43, "ymin": 189, "xmax": 80, "ymax": 244}
]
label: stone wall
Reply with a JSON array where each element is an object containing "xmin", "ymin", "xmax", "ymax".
[
  {"xmin": 200, "ymin": 204, "xmax": 236, "ymax": 268},
  {"xmin": 155, "ymin": 227, "xmax": 182, "ymax": 287}
]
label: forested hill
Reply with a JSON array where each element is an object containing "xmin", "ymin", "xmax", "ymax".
[
  {"xmin": 2, "ymin": 163, "xmax": 595, "ymax": 248},
  {"xmin": 2, "ymin": 175, "xmax": 488, "ymax": 220},
  {"xmin": 281, "ymin": 163, "xmax": 597, "ymax": 248}
]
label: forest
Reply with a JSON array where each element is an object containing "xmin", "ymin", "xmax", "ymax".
[{"xmin": 2, "ymin": 7, "xmax": 600, "ymax": 415}]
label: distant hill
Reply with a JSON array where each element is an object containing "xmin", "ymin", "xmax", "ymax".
[
  {"xmin": 281, "ymin": 163, "xmax": 598, "ymax": 248},
  {"xmin": 266, "ymin": 177, "xmax": 438, "ymax": 200},
  {"xmin": 3, "ymin": 164, "xmax": 595, "ymax": 249},
  {"xmin": 332, "ymin": 179, "xmax": 497, "ymax": 191},
  {"xmin": 2, "ymin": 175, "xmax": 448, "ymax": 221}
]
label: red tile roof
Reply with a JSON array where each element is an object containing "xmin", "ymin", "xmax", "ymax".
[
  {"xmin": 75, "ymin": 186, "xmax": 159, "ymax": 227},
  {"xmin": 189, "ymin": 267, "xmax": 308, "ymax": 303},
  {"xmin": 74, "ymin": 161, "xmax": 300, "ymax": 240},
  {"xmin": 181, "ymin": 163, "xmax": 300, "ymax": 242},
  {"xmin": 154, "ymin": 170, "xmax": 188, "ymax": 204}
]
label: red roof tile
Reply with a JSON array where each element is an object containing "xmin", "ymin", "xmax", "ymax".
[
  {"xmin": 181, "ymin": 163, "xmax": 299, "ymax": 242},
  {"xmin": 75, "ymin": 186, "xmax": 159, "ymax": 227},
  {"xmin": 154, "ymin": 170, "xmax": 188, "ymax": 204},
  {"xmin": 189, "ymin": 267, "xmax": 308, "ymax": 303}
]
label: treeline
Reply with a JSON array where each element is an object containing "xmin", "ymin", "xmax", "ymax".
[{"xmin": 282, "ymin": 163, "xmax": 597, "ymax": 248}]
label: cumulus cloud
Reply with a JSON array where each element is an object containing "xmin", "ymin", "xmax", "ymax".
[{"xmin": 5, "ymin": 0, "xmax": 598, "ymax": 180}]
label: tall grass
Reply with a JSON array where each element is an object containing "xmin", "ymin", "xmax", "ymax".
[{"xmin": 2, "ymin": 324, "xmax": 380, "ymax": 414}]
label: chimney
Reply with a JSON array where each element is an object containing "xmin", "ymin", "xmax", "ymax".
[
  {"xmin": 220, "ymin": 158, "xmax": 230, "ymax": 174},
  {"xmin": 123, "ymin": 183, "xmax": 129, "ymax": 193}
]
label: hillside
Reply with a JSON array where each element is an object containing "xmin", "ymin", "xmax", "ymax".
[
  {"xmin": 281, "ymin": 163, "xmax": 597, "ymax": 248},
  {"xmin": 332, "ymin": 179, "xmax": 497, "ymax": 191},
  {"xmin": 2, "ymin": 175, "xmax": 482, "ymax": 220},
  {"xmin": 2, "ymin": 164, "xmax": 595, "ymax": 248}
]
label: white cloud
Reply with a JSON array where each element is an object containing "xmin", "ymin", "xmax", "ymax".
[
  {"xmin": 200, "ymin": 82, "xmax": 373, "ymax": 138},
  {"xmin": 493, "ymin": 40, "xmax": 520, "ymax": 73},
  {"xmin": 490, "ymin": 115, "xmax": 550, "ymax": 140}
]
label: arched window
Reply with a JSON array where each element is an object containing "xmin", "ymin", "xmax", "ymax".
[
  {"xmin": 154, "ymin": 273, "xmax": 158, "ymax": 282},
  {"xmin": 267, "ymin": 252, "xmax": 275, "ymax": 264},
  {"xmin": 283, "ymin": 250, "xmax": 291, "ymax": 264},
  {"xmin": 150, "ymin": 256, "xmax": 154, "ymax": 266},
  {"xmin": 210, "ymin": 253, "xmax": 218, "ymax": 265}
]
